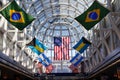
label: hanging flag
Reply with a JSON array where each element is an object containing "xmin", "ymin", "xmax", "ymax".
[
  {"xmin": 69, "ymin": 64, "xmax": 77, "ymax": 71},
  {"xmin": 54, "ymin": 37, "xmax": 70, "ymax": 60},
  {"xmin": 72, "ymin": 68, "xmax": 79, "ymax": 73},
  {"xmin": 26, "ymin": 38, "xmax": 47, "ymax": 55},
  {"xmin": 70, "ymin": 53, "xmax": 84, "ymax": 66},
  {"xmin": 75, "ymin": 0, "xmax": 110, "ymax": 30},
  {"xmin": 54, "ymin": 37, "xmax": 62, "ymax": 60},
  {"xmin": 62, "ymin": 37, "xmax": 70, "ymax": 60},
  {"xmin": 0, "ymin": 1, "xmax": 35, "ymax": 30},
  {"xmin": 37, "ymin": 62, "xmax": 43, "ymax": 68},
  {"xmin": 73, "ymin": 37, "xmax": 91, "ymax": 53},
  {"xmin": 69, "ymin": 64, "xmax": 79, "ymax": 73},
  {"xmin": 45, "ymin": 64, "xmax": 54, "ymax": 73},
  {"xmin": 38, "ymin": 53, "xmax": 52, "ymax": 67},
  {"xmin": 54, "ymin": 37, "xmax": 62, "ymax": 46},
  {"xmin": 36, "ymin": 62, "xmax": 43, "ymax": 74}
]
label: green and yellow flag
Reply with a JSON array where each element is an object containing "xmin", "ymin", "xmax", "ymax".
[
  {"xmin": 0, "ymin": 1, "xmax": 35, "ymax": 30},
  {"xmin": 75, "ymin": 1, "xmax": 110, "ymax": 30}
]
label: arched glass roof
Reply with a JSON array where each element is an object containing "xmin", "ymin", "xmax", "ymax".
[
  {"xmin": 24, "ymin": 0, "xmax": 107, "ymax": 41},
  {"xmin": 0, "ymin": 0, "xmax": 109, "ymax": 73},
  {"xmin": 22, "ymin": 0, "xmax": 108, "ymax": 73}
]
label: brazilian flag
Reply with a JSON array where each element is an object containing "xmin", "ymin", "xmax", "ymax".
[
  {"xmin": 75, "ymin": 1, "xmax": 110, "ymax": 30},
  {"xmin": 0, "ymin": 1, "xmax": 35, "ymax": 30}
]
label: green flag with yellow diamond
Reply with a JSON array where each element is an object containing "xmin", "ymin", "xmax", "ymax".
[
  {"xmin": 75, "ymin": 1, "xmax": 110, "ymax": 30},
  {"xmin": 0, "ymin": 1, "xmax": 35, "ymax": 30}
]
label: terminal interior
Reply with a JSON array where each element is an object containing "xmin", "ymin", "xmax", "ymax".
[{"xmin": 0, "ymin": 0, "xmax": 120, "ymax": 80}]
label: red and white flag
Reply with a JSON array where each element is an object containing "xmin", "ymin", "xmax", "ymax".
[
  {"xmin": 69, "ymin": 64, "xmax": 79, "ymax": 73},
  {"xmin": 54, "ymin": 37, "xmax": 70, "ymax": 60},
  {"xmin": 36, "ymin": 62, "xmax": 43, "ymax": 74},
  {"xmin": 45, "ymin": 64, "xmax": 54, "ymax": 73}
]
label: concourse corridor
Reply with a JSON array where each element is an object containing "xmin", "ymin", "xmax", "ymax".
[{"xmin": 0, "ymin": 0, "xmax": 120, "ymax": 80}]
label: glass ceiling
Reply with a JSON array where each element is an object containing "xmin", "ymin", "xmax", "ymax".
[{"xmin": 20, "ymin": 0, "xmax": 108, "ymax": 73}]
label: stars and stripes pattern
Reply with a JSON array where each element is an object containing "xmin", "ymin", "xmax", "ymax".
[{"xmin": 54, "ymin": 37, "xmax": 70, "ymax": 60}]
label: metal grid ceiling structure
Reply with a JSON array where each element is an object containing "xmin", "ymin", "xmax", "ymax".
[{"xmin": 0, "ymin": 0, "xmax": 120, "ymax": 74}]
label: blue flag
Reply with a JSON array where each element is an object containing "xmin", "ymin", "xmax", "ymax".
[
  {"xmin": 26, "ymin": 38, "xmax": 47, "ymax": 55},
  {"xmin": 54, "ymin": 37, "xmax": 62, "ymax": 46},
  {"xmin": 38, "ymin": 53, "xmax": 52, "ymax": 67},
  {"xmin": 70, "ymin": 53, "xmax": 83, "ymax": 66},
  {"xmin": 73, "ymin": 37, "xmax": 91, "ymax": 53},
  {"xmin": 28, "ymin": 46, "xmax": 42, "ymax": 55}
]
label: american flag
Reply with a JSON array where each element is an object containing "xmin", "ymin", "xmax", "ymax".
[{"xmin": 54, "ymin": 37, "xmax": 70, "ymax": 60}]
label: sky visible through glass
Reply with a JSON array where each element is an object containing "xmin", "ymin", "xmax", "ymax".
[{"xmin": 24, "ymin": 0, "xmax": 107, "ymax": 73}]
